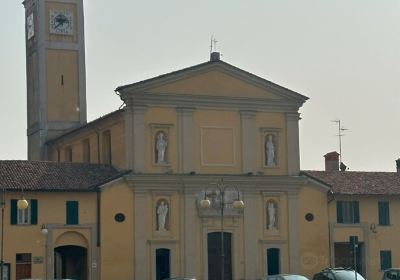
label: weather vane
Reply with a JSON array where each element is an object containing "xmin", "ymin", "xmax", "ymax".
[
  {"xmin": 331, "ymin": 119, "xmax": 349, "ymax": 166},
  {"xmin": 210, "ymin": 36, "xmax": 218, "ymax": 53}
]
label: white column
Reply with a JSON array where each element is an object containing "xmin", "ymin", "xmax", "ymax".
[
  {"xmin": 287, "ymin": 191, "xmax": 300, "ymax": 273},
  {"xmin": 286, "ymin": 113, "xmax": 300, "ymax": 175},
  {"xmin": 244, "ymin": 191, "xmax": 259, "ymax": 279},
  {"xmin": 240, "ymin": 111, "xmax": 257, "ymax": 174}
]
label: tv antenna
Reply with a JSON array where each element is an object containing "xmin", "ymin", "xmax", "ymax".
[{"xmin": 331, "ymin": 119, "xmax": 349, "ymax": 165}]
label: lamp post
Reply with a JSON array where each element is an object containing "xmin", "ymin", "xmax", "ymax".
[
  {"xmin": 200, "ymin": 179, "xmax": 244, "ymax": 280},
  {"xmin": 1, "ymin": 189, "xmax": 29, "ymax": 280}
]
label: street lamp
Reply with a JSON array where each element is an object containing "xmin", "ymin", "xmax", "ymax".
[
  {"xmin": 200, "ymin": 179, "xmax": 244, "ymax": 280},
  {"xmin": 1, "ymin": 189, "xmax": 29, "ymax": 280}
]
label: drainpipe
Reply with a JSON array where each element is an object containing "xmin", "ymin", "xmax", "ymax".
[
  {"xmin": 327, "ymin": 189, "xmax": 335, "ymax": 267},
  {"xmin": 96, "ymin": 190, "xmax": 101, "ymax": 247}
]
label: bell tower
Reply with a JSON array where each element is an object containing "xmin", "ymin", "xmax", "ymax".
[{"xmin": 23, "ymin": 0, "xmax": 87, "ymax": 160}]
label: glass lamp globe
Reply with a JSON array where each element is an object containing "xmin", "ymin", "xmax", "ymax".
[
  {"xmin": 17, "ymin": 198, "xmax": 29, "ymax": 210},
  {"xmin": 233, "ymin": 200, "xmax": 244, "ymax": 209},
  {"xmin": 200, "ymin": 199, "xmax": 211, "ymax": 208}
]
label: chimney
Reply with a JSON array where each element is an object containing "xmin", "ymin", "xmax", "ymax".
[
  {"xmin": 396, "ymin": 158, "xmax": 400, "ymax": 173},
  {"xmin": 324, "ymin": 151, "xmax": 339, "ymax": 171},
  {"xmin": 210, "ymin": 52, "xmax": 220, "ymax": 62}
]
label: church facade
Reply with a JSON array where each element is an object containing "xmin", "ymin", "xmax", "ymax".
[
  {"xmin": 11, "ymin": 0, "xmax": 399, "ymax": 280},
  {"xmin": 41, "ymin": 49, "xmax": 332, "ymax": 279}
]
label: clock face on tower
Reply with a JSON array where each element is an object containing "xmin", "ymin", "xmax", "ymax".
[{"xmin": 49, "ymin": 10, "xmax": 73, "ymax": 35}]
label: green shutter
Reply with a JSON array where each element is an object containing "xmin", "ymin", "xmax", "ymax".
[
  {"xmin": 353, "ymin": 201, "xmax": 360, "ymax": 223},
  {"xmin": 337, "ymin": 201, "xmax": 343, "ymax": 223},
  {"xmin": 379, "ymin": 201, "xmax": 390, "ymax": 225},
  {"xmin": 30, "ymin": 199, "xmax": 38, "ymax": 225},
  {"xmin": 66, "ymin": 201, "xmax": 79, "ymax": 225},
  {"xmin": 10, "ymin": 199, "xmax": 17, "ymax": 225},
  {"xmin": 380, "ymin": 251, "xmax": 392, "ymax": 270}
]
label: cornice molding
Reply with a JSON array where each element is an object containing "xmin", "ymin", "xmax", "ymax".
[
  {"xmin": 124, "ymin": 174, "xmax": 308, "ymax": 192},
  {"xmin": 122, "ymin": 92, "xmax": 303, "ymax": 113}
]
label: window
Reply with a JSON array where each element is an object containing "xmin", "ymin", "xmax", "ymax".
[
  {"xmin": 82, "ymin": 139, "xmax": 90, "ymax": 163},
  {"xmin": 66, "ymin": 201, "xmax": 79, "ymax": 225},
  {"xmin": 380, "ymin": 250, "xmax": 392, "ymax": 270},
  {"xmin": 11, "ymin": 199, "xmax": 37, "ymax": 225},
  {"xmin": 336, "ymin": 201, "xmax": 359, "ymax": 223},
  {"xmin": 379, "ymin": 201, "xmax": 390, "ymax": 225},
  {"xmin": 101, "ymin": 130, "xmax": 111, "ymax": 164}
]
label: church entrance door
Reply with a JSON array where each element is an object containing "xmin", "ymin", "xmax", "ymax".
[
  {"xmin": 156, "ymin": 248, "xmax": 170, "ymax": 280},
  {"xmin": 207, "ymin": 232, "xmax": 232, "ymax": 280}
]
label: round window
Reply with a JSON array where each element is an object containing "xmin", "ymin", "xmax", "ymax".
[
  {"xmin": 114, "ymin": 213, "xmax": 125, "ymax": 223},
  {"xmin": 305, "ymin": 213, "xmax": 314, "ymax": 222}
]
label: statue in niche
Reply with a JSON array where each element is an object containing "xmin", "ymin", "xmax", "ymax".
[
  {"xmin": 157, "ymin": 200, "xmax": 169, "ymax": 231},
  {"xmin": 155, "ymin": 132, "xmax": 168, "ymax": 164},
  {"xmin": 265, "ymin": 134, "xmax": 276, "ymax": 166},
  {"xmin": 267, "ymin": 201, "xmax": 277, "ymax": 230}
]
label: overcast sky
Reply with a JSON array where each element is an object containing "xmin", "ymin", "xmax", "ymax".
[{"xmin": 1, "ymin": 0, "xmax": 399, "ymax": 171}]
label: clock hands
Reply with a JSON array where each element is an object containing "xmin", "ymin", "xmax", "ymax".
[{"xmin": 54, "ymin": 14, "xmax": 68, "ymax": 29}]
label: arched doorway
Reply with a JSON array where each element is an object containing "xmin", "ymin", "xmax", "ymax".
[
  {"xmin": 156, "ymin": 248, "xmax": 170, "ymax": 280},
  {"xmin": 54, "ymin": 245, "xmax": 87, "ymax": 280},
  {"xmin": 208, "ymin": 232, "xmax": 232, "ymax": 280}
]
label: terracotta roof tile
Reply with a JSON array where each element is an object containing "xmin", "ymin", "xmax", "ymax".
[
  {"xmin": 302, "ymin": 170, "xmax": 400, "ymax": 195},
  {"xmin": 0, "ymin": 161, "xmax": 128, "ymax": 191}
]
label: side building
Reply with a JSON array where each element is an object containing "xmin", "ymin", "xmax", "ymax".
[
  {"xmin": 303, "ymin": 152, "xmax": 400, "ymax": 280},
  {"xmin": 0, "ymin": 161, "xmax": 128, "ymax": 280}
]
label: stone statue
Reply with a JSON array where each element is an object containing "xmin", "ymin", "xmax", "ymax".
[
  {"xmin": 156, "ymin": 132, "xmax": 167, "ymax": 164},
  {"xmin": 157, "ymin": 201, "xmax": 168, "ymax": 231},
  {"xmin": 265, "ymin": 134, "xmax": 275, "ymax": 166},
  {"xmin": 267, "ymin": 201, "xmax": 276, "ymax": 230}
]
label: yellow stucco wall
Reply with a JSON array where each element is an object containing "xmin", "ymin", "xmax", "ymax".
[
  {"xmin": 194, "ymin": 110, "xmax": 242, "ymax": 174},
  {"xmin": 100, "ymin": 181, "xmax": 134, "ymax": 280},
  {"xmin": 49, "ymin": 116, "xmax": 125, "ymax": 169},
  {"xmin": 328, "ymin": 195, "xmax": 400, "ymax": 280},
  {"xmin": 3, "ymin": 191, "xmax": 97, "ymax": 280},
  {"xmin": 298, "ymin": 185, "xmax": 330, "ymax": 278},
  {"xmin": 150, "ymin": 70, "xmax": 283, "ymax": 100},
  {"xmin": 46, "ymin": 49, "xmax": 80, "ymax": 122}
]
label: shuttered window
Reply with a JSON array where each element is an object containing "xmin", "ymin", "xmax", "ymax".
[
  {"xmin": 11, "ymin": 199, "xmax": 38, "ymax": 225},
  {"xmin": 336, "ymin": 201, "xmax": 359, "ymax": 224},
  {"xmin": 380, "ymin": 250, "xmax": 392, "ymax": 270},
  {"xmin": 66, "ymin": 201, "xmax": 79, "ymax": 225},
  {"xmin": 378, "ymin": 201, "xmax": 390, "ymax": 225}
]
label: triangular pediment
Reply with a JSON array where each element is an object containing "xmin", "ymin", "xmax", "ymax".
[
  {"xmin": 148, "ymin": 69, "xmax": 283, "ymax": 100},
  {"xmin": 117, "ymin": 61, "xmax": 308, "ymax": 106}
]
